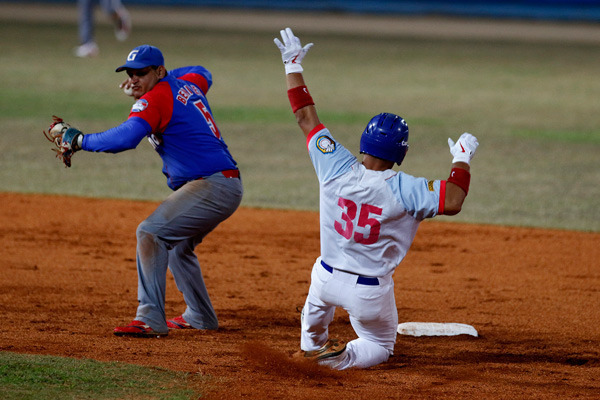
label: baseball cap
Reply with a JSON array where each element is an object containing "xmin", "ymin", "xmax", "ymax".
[{"xmin": 115, "ymin": 45, "xmax": 164, "ymax": 72}]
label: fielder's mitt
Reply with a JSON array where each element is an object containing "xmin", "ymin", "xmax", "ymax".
[{"xmin": 43, "ymin": 116, "xmax": 82, "ymax": 168}]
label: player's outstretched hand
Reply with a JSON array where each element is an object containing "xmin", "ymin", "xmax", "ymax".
[
  {"xmin": 448, "ymin": 133, "xmax": 479, "ymax": 164},
  {"xmin": 274, "ymin": 27, "xmax": 313, "ymax": 74},
  {"xmin": 43, "ymin": 116, "xmax": 83, "ymax": 168}
]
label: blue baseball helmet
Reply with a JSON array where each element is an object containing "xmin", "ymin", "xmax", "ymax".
[{"xmin": 360, "ymin": 113, "xmax": 409, "ymax": 165}]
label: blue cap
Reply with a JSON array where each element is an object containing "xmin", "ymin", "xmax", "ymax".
[{"xmin": 115, "ymin": 45, "xmax": 164, "ymax": 72}]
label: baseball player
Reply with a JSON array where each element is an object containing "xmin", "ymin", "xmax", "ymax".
[
  {"xmin": 54, "ymin": 44, "xmax": 243, "ymax": 337},
  {"xmin": 75, "ymin": 0, "xmax": 131, "ymax": 57},
  {"xmin": 274, "ymin": 28, "xmax": 478, "ymax": 369}
]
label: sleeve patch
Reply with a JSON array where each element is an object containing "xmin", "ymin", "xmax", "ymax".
[
  {"xmin": 427, "ymin": 180, "xmax": 435, "ymax": 191},
  {"xmin": 316, "ymin": 135, "xmax": 336, "ymax": 154},
  {"xmin": 131, "ymin": 99, "xmax": 149, "ymax": 112}
]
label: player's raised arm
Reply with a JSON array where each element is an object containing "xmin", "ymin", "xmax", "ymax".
[
  {"xmin": 443, "ymin": 133, "xmax": 479, "ymax": 215},
  {"xmin": 274, "ymin": 28, "xmax": 320, "ymax": 137}
]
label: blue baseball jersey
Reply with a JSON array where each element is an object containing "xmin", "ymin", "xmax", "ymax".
[
  {"xmin": 82, "ymin": 66, "xmax": 237, "ymax": 190},
  {"xmin": 307, "ymin": 124, "xmax": 445, "ymax": 277}
]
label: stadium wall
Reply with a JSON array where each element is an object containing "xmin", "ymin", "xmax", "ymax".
[{"xmin": 7, "ymin": 0, "xmax": 600, "ymax": 22}]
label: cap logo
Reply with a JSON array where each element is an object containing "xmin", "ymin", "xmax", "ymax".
[{"xmin": 127, "ymin": 50, "xmax": 139, "ymax": 61}]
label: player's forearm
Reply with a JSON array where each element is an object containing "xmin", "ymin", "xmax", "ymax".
[
  {"xmin": 443, "ymin": 162, "xmax": 470, "ymax": 215},
  {"xmin": 286, "ymin": 73, "xmax": 320, "ymax": 136},
  {"xmin": 443, "ymin": 133, "xmax": 478, "ymax": 215},
  {"xmin": 82, "ymin": 118, "xmax": 149, "ymax": 153}
]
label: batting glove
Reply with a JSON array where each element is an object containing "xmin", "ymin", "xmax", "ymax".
[
  {"xmin": 274, "ymin": 27, "xmax": 313, "ymax": 74},
  {"xmin": 448, "ymin": 132, "xmax": 479, "ymax": 164}
]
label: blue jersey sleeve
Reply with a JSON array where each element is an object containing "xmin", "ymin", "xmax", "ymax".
[
  {"xmin": 387, "ymin": 172, "xmax": 441, "ymax": 220},
  {"xmin": 82, "ymin": 117, "xmax": 150, "ymax": 153}
]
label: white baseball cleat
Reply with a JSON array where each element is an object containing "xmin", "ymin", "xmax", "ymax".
[
  {"xmin": 74, "ymin": 42, "xmax": 99, "ymax": 58},
  {"xmin": 317, "ymin": 347, "xmax": 350, "ymax": 370},
  {"xmin": 294, "ymin": 338, "xmax": 347, "ymax": 366},
  {"xmin": 114, "ymin": 7, "xmax": 131, "ymax": 42}
]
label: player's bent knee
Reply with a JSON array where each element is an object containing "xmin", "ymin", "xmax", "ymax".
[
  {"xmin": 136, "ymin": 221, "xmax": 163, "ymax": 248},
  {"xmin": 348, "ymin": 338, "xmax": 392, "ymax": 369},
  {"xmin": 136, "ymin": 222, "xmax": 151, "ymax": 239}
]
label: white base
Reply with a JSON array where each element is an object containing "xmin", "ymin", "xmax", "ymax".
[{"xmin": 397, "ymin": 322, "xmax": 478, "ymax": 337}]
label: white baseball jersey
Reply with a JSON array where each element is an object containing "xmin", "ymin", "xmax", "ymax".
[{"xmin": 307, "ymin": 124, "xmax": 444, "ymax": 278}]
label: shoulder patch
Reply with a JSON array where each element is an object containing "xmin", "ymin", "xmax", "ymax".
[
  {"xmin": 131, "ymin": 99, "xmax": 148, "ymax": 112},
  {"xmin": 316, "ymin": 135, "xmax": 336, "ymax": 154},
  {"xmin": 428, "ymin": 180, "xmax": 435, "ymax": 191}
]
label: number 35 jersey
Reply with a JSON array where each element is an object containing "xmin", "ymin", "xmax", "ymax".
[{"xmin": 307, "ymin": 124, "xmax": 444, "ymax": 278}]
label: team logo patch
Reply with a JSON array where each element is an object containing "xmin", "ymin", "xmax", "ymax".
[
  {"xmin": 131, "ymin": 99, "xmax": 148, "ymax": 112},
  {"xmin": 428, "ymin": 180, "xmax": 435, "ymax": 191},
  {"xmin": 316, "ymin": 135, "xmax": 336, "ymax": 154}
]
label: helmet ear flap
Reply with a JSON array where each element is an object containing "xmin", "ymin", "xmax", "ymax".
[
  {"xmin": 396, "ymin": 144, "xmax": 408, "ymax": 166},
  {"xmin": 396, "ymin": 133, "xmax": 409, "ymax": 165}
]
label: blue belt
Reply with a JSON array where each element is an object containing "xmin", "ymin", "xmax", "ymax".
[{"xmin": 320, "ymin": 260, "xmax": 379, "ymax": 286}]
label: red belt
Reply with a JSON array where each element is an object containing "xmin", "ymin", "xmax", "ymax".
[
  {"xmin": 196, "ymin": 169, "xmax": 239, "ymax": 181},
  {"xmin": 220, "ymin": 169, "xmax": 240, "ymax": 178}
]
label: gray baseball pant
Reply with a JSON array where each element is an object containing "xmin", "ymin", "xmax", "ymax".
[{"xmin": 134, "ymin": 172, "xmax": 243, "ymax": 333}]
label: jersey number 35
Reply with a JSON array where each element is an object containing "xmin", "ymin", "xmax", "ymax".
[{"xmin": 334, "ymin": 197, "xmax": 382, "ymax": 245}]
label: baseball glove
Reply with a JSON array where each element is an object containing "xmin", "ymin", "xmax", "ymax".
[{"xmin": 43, "ymin": 116, "xmax": 82, "ymax": 168}]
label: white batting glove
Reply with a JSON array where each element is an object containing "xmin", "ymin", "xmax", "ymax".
[
  {"xmin": 448, "ymin": 132, "xmax": 479, "ymax": 164},
  {"xmin": 274, "ymin": 27, "xmax": 313, "ymax": 74}
]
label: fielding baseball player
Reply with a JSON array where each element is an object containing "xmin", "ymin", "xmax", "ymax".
[
  {"xmin": 44, "ymin": 44, "xmax": 243, "ymax": 337},
  {"xmin": 274, "ymin": 28, "xmax": 479, "ymax": 369}
]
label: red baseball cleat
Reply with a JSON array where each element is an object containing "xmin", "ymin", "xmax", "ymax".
[
  {"xmin": 113, "ymin": 320, "xmax": 168, "ymax": 338},
  {"xmin": 167, "ymin": 315, "xmax": 193, "ymax": 329}
]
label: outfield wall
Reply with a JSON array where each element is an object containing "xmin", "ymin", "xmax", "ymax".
[{"xmin": 5, "ymin": 0, "xmax": 600, "ymax": 21}]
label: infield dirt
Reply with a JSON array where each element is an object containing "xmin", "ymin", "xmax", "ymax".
[{"xmin": 1, "ymin": 192, "xmax": 598, "ymax": 399}]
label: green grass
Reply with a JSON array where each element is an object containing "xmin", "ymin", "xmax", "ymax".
[
  {"xmin": 0, "ymin": 352, "xmax": 205, "ymax": 400},
  {"xmin": 1, "ymin": 13, "xmax": 599, "ymax": 232}
]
